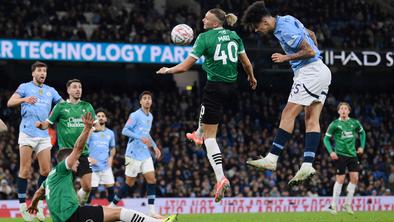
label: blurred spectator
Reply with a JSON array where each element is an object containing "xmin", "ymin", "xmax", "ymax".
[
  {"xmin": 0, "ymin": 179, "xmax": 13, "ymax": 199},
  {"xmin": 0, "ymin": 0, "xmax": 392, "ymax": 49}
]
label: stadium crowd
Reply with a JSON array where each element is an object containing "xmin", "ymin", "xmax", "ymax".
[
  {"xmin": 0, "ymin": 0, "xmax": 393, "ymax": 49},
  {"xmin": 0, "ymin": 88, "xmax": 393, "ymax": 200}
]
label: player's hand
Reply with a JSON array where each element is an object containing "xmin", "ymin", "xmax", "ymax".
[
  {"xmin": 141, "ymin": 137, "xmax": 152, "ymax": 147},
  {"xmin": 108, "ymin": 158, "xmax": 113, "ymax": 167},
  {"xmin": 35, "ymin": 121, "xmax": 43, "ymax": 129},
  {"xmin": 153, "ymin": 147, "xmax": 161, "ymax": 159},
  {"xmin": 271, "ymin": 53, "xmax": 287, "ymax": 63},
  {"xmin": 27, "ymin": 204, "xmax": 38, "ymax": 214},
  {"xmin": 248, "ymin": 75, "xmax": 257, "ymax": 90},
  {"xmin": 82, "ymin": 112, "xmax": 94, "ymax": 129},
  {"xmin": 24, "ymin": 96, "xmax": 37, "ymax": 105},
  {"xmin": 156, "ymin": 67, "xmax": 169, "ymax": 74},
  {"xmin": 357, "ymin": 147, "xmax": 364, "ymax": 155},
  {"xmin": 88, "ymin": 157, "xmax": 97, "ymax": 165},
  {"xmin": 330, "ymin": 152, "xmax": 339, "ymax": 160}
]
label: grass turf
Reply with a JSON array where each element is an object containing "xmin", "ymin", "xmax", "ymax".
[{"xmin": 1, "ymin": 211, "xmax": 393, "ymax": 222}]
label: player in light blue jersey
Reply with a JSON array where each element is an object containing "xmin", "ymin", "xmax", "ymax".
[
  {"xmin": 110, "ymin": 91, "xmax": 163, "ymax": 219},
  {"xmin": 242, "ymin": 2, "xmax": 332, "ymax": 187},
  {"xmin": 7, "ymin": 61, "xmax": 62, "ymax": 221},
  {"xmin": 87, "ymin": 108, "xmax": 116, "ymax": 204}
]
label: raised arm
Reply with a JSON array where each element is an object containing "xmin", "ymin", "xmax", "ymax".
[
  {"xmin": 66, "ymin": 112, "xmax": 94, "ymax": 168},
  {"xmin": 239, "ymin": 52, "xmax": 257, "ymax": 90},
  {"xmin": 156, "ymin": 56, "xmax": 198, "ymax": 74}
]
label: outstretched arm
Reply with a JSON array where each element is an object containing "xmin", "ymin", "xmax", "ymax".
[
  {"xmin": 156, "ymin": 56, "xmax": 197, "ymax": 74},
  {"xmin": 27, "ymin": 187, "xmax": 45, "ymax": 214},
  {"xmin": 66, "ymin": 113, "xmax": 94, "ymax": 168}
]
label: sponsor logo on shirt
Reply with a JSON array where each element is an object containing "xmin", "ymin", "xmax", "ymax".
[
  {"xmin": 341, "ymin": 131, "xmax": 354, "ymax": 139},
  {"xmin": 67, "ymin": 117, "xmax": 84, "ymax": 127}
]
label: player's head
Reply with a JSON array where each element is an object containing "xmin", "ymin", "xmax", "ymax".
[
  {"xmin": 337, "ymin": 102, "xmax": 351, "ymax": 119},
  {"xmin": 57, "ymin": 149, "xmax": 79, "ymax": 172},
  {"xmin": 242, "ymin": 1, "xmax": 274, "ymax": 34},
  {"xmin": 139, "ymin": 91, "xmax": 153, "ymax": 110},
  {"xmin": 203, "ymin": 8, "xmax": 238, "ymax": 29},
  {"xmin": 95, "ymin": 108, "xmax": 108, "ymax": 126},
  {"xmin": 31, "ymin": 61, "xmax": 47, "ymax": 85},
  {"xmin": 66, "ymin": 79, "xmax": 82, "ymax": 100}
]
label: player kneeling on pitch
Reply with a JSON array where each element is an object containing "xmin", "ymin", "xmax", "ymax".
[{"xmin": 27, "ymin": 112, "xmax": 177, "ymax": 222}]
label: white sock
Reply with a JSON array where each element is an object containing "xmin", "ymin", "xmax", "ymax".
[
  {"xmin": 345, "ymin": 183, "xmax": 356, "ymax": 205},
  {"xmin": 332, "ymin": 182, "xmax": 343, "ymax": 207},
  {"xmin": 149, "ymin": 204, "xmax": 155, "ymax": 214},
  {"xmin": 205, "ymin": 138, "xmax": 225, "ymax": 182},
  {"xmin": 78, "ymin": 188, "xmax": 89, "ymax": 205},
  {"xmin": 266, "ymin": 153, "xmax": 279, "ymax": 162},
  {"xmin": 120, "ymin": 208, "xmax": 161, "ymax": 222}
]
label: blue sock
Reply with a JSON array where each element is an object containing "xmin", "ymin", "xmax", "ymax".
[
  {"xmin": 107, "ymin": 186, "xmax": 115, "ymax": 203},
  {"xmin": 303, "ymin": 132, "xmax": 321, "ymax": 163},
  {"xmin": 147, "ymin": 183, "xmax": 156, "ymax": 205},
  {"xmin": 17, "ymin": 177, "xmax": 27, "ymax": 203},
  {"xmin": 113, "ymin": 184, "xmax": 132, "ymax": 205},
  {"xmin": 87, "ymin": 187, "xmax": 97, "ymax": 204},
  {"xmin": 37, "ymin": 175, "xmax": 47, "ymax": 188},
  {"xmin": 270, "ymin": 128, "xmax": 292, "ymax": 156}
]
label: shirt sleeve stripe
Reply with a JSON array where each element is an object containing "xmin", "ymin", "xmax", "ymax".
[
  {"xmin": 325, "ymin": 133, "xmax": 332, "ymax": 137},
  {"xmin": 189, "ymin": 53, "xmax": 200, "ymax": 59},
  {"xmin": 46, "ymin": 119, "xmax": 54, "ymax": 125},
  {"xmin": 238, "ymin": 50, "xmax": 246, "ymax": 54},
  {"xmin": 65, "ymin": 157, "xmax": 71, "ymax": 170}
]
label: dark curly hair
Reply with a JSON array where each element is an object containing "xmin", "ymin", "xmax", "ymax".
[{"xmin": 241, "ymin": 1, "xmax": 270, "ymax": 29}]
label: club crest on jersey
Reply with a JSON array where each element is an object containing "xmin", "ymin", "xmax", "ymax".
[
  {"xmin": 46, "ymin": 91, "xmax": 51, "ymax": 96},
  {"xmin": 100, "ymin": 133, "xmax": 105, "ymax": 139}
]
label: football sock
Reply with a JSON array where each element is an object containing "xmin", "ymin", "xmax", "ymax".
[
  {"xmin": 303, "ymin": 132, "xmax": 321, "ymax": 163},
  {"xmin": 120, "ymin": 208, "xmax": 161, "ymax": 222},
  {"xmin": 268, "ymin": 128, "xmax": 292, "ymax": 161},
  {"xmin": 205, "ymin": 138, "xmax": 225, "ymax": 182},
  {"xmin": 345, "ymin": 183, "xmax": 356, "ymax": 205},
  {"xmin": 17, "ymin": 177, "xmax": 27, "ymax": 203},
  {"xmin": 332, "ymin": 182, "xmax": 343, "ymax": 207}
]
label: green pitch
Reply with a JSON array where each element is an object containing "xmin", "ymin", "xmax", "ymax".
[{"xmin": 1, "ymin": 211, "xmax": 393, "ymax": 222}]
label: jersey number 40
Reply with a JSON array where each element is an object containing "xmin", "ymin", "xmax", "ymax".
[{"xmin": 214, "ymin": 41, "xmax": 238, "ymax": 65}]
